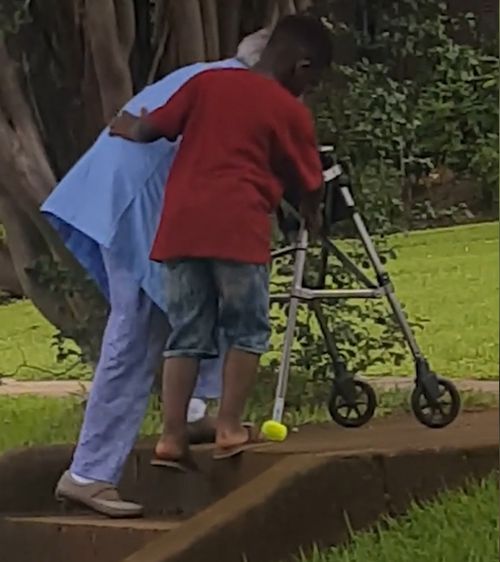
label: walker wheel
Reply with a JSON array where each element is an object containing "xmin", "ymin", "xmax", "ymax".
[
  {"xmin": 411, "ymin": 378, "xmax": 461, "ymax": 428},
  {"xmin": 328, "ymin": 380, "xmax": 377, "ymax": 428}
]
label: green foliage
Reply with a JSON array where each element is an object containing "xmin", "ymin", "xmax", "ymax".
[
  {"xmin": 311, "ymin": 0, "xmax": 499, "ymax": 223},
  {"xmin": 0, "ymin": 0, "xmax": 31, "ymax": 37},
  {"xmin": 29, "ymin": 255, "xmax": 107, "ymax": 366}
]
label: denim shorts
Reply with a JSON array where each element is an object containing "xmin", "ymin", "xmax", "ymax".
[{"xmin": 164, "ymin": 259, "xmax": 270, "ymax": 358}]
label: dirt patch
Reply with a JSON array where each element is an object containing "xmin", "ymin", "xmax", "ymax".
[
  {"xmin": 1, "ymin": 377, "xmax": 497, "ymax": 396},
  {"xmin": 254, "ymin": 409, "xmax": 499, "ymax": 455}
]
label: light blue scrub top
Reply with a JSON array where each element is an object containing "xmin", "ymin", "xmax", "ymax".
[{"xmin": 41, "ymin": 58, "xmax": 245, "ymax": 312}]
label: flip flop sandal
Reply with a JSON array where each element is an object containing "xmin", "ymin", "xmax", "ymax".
[
  {"xmin": 186, "ymin": 419, "xmax": 254, "ymax": 445},
  {"xmin": 213, "ymin": 424, "xmax": 271, "ymax": 461},
  {"xmin": 150, "ymin": 450, "xmax": 198, "ymax": 473}
]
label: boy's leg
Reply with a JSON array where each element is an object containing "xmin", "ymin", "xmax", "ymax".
[
  {"xmin": 154, "ymin": 332, "xmax": 226, "ymax": 444},
  {"xmin": 155, "ymin": 259, "xmax": 219, "ymax": 462},
  {"xmin": 214, "ymin": 262, "xmax": 270, "ymax": 449},
  {"xmin": 194, "ymin": 330, "xmax": 226, "ymax": 401},
  {"xmin": 217, "ymin": 349, "xmax": 260, "ymax": 446},
  {"xmin": 186, "ymin": 333, "xmax": 228, "ymax": 443},
  {"xmin": 155, "ymin": 357, "xmax": 199, "ymax": 461}
]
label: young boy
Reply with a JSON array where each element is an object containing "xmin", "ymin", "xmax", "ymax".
[{"xmin": 109, "ymin": 15, "xmax": 332, "ymax": 465}]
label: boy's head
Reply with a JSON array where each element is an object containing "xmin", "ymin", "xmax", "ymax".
[{"xmin": 257, "ymin": 15, "xmax": 333, "ymax": 97}]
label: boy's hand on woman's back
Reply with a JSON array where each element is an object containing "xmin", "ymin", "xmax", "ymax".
[
  {"xmin": 109, "ymin": 111, "xmax": 140, "ymax": 140},
  {"xmin": 109, "ymin": 108, "xmax": 149, "ymax": 141}
]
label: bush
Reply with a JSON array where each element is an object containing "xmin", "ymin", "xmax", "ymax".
[{"xmin": 311, "ymin": 0, "xmax": 499, "ymax": 221}]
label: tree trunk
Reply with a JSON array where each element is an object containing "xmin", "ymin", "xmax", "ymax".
[
  {"xmin": 201, "ymin": 0, "xmax": 220, "ymax": 61},
  {"xmin": 171, "ymin": 0, "xmax": 206, "ymax": 65},
  {"xmin": 0, "ymin": 0, "xmax": 280, "ymax": 361},
  {"xmin": 85, "ymin": 0, "xmax": 133, "ymax": 121},
  {"xmin": 0, "ymin": 192, "xmax": 76, "ymax": 329},
  {"xmin": 218, "ymin": 0, "xmax": 242, "ymax": 58},
  {"xmin": 0, "ymin": 240, "xmax": 23, "ymax": 297}
]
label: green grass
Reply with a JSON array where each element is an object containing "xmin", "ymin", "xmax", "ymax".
[
  {"xmin": 0, "ymin": 222, "xmax": 498, "ymax": 381},
  {"xmin": 299, "ymin": 474, "xmax": 499, "ymax": 562},
  {"xmin": 387, "ymin": 222, "xmax": 498, "ymax": 380},
  {"xmin": 0, "ymin": 394, "xmax": 162, "ymax": 455},
  {"xmin": 0, "ymin": 299, "xmax": 90, "ymax": 380},
  {"xmin": 1, "ymin": 389, "xmax": 497, "ymax": 455}
]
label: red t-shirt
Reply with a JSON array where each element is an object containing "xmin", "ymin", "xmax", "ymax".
[{"xmin": 148, "ymin": 68, "xmax": 322, "ymax": 264}]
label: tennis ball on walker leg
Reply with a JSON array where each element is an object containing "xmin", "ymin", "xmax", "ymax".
[{"xmin": 261, "ymin": 420, "xmax": 288, "ymax": 442}]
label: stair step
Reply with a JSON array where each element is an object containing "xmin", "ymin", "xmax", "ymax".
[
  {"xmin": 1, "ymin": 514, "xmax": 183, "ymax": 562},
  {"xmin": 6, "ymin": 514, "xmax": 183, "ymax": 531}
]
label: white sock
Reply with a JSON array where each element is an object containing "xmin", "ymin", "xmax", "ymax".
[
  {"xmin": 187, "ymin": 398, "xmax": 207, "ymax": 423},
  {"xmin": 71, "ymin": 472, "xmax": 97, "ymax": 485}
]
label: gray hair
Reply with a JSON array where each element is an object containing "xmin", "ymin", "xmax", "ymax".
[{"xmin": 236, "ymin": 27, "xmax": 272, "ymax": 67}]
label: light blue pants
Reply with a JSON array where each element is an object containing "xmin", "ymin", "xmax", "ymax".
[{"xmin": 70, "ymin": 249, "xmax": 224, "ymax": 485}]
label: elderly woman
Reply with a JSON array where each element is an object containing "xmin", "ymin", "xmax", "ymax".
[{"xmin": 42, "ymin": 28, "xmax": 271, "ymax": 518}]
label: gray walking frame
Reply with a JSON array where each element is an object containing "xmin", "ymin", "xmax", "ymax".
[{"xmin": 269, "ymin": 146, "xmax": 461, "ymax": 429}]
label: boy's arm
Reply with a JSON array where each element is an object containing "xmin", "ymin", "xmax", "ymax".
[
  {"xmin": 274, "ymin": 105, "xmax": 324, "ymax": 234},
  {"xmin": 300, "ymin": 188, "xmax": 324, "ymax": 237},
  {"xmin": 109, "ymin": 109, "xmax": 166, "ymax": 143},
  {"xmin": 109, "ymin": 76, "xmax": 197, "ymax": 143}
]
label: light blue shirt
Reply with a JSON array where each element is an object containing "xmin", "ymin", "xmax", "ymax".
[{"xmin": 41, "ymin": 58, "xmax": 245, "ymax": 313}]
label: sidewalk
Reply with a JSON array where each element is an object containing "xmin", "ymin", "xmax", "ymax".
[{"xmin": 0, "ymin": 377, "xmax": 497, "ymax": 397}]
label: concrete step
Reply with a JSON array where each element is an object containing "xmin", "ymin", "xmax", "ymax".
[
  {"xmin": 0, "ymin": 443, "xmax": 282, "ymax": 517},
  {"xmin": 1, "ymin": 411, "xmax": 498, "ymax": 562},
  {"xmin": 1, "ymin": 514, "xmax": 182, "ymax": 562}
]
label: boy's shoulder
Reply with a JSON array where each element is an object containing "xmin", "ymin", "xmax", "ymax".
[
  {"xmin": 192, "ymin": 68, "xmax": 295, "ymax": 98},
  {"xmin": 188, "ymin": 67, "xmax": 309, "ymax": 119}
]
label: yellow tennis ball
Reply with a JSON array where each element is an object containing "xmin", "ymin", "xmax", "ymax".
[{"xmin": 261, "ymin": 420, "xmax": 288, "ymax": 442}]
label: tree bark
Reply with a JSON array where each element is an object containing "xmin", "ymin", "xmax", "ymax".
[
  {"xmin": 0, "ymin": 40, "xmax": 56, "ymax": 204},
  {"xmin": 265, "ymin": 0, "xmax": 297, "ymax": 27},
  {"xmin": 152, "ymin": 0, "xmax": 170, "ymax": 49},
  {"xmin": 294, "ymin": 0, "xmax": 313, "ymax": 12},
  {"xmin": 148, "ymin": 21, "xmax": 171, "ymax": 84},
  {"xmin": 218, "ymin": 0, "xmax": 242, "ymax": 58},
  {"xmin": 148, "ymin": 1, "xmax": 171, "ymax": 84},
  {"xmin": 0, "ymin": 191, "xmax": 76, "ymax": 330},
  {"xmin": 0, "ymin": 240, "xmax": 23, "ymax": 297},
  {"xmin": 201, "ymin": 0, "xmax": 220, "ymax": 61},
  {"xmin": 158, "ymin": 28, "xmax": 179, "ymax": 77},
  {"xmin": 0, "ymin": 0, "xmax": 275, "ymax": 360},
  {"xmin": 85, "ymin": 0, "xmax": 133, "ymax": 121},
  {"xmin": 171, "ymin": 0, "xmax": 206, "ymax": 65},
  {"xmin": 114, "ymin": 0, "xmax": 136, "ymax": 56}
]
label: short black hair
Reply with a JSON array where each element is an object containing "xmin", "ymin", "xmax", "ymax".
[{"xmin": 267, "ymin": 14, "xmax": 333, "ymax": 69}]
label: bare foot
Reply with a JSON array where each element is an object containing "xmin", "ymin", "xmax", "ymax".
[
  {"xmin": 215, "ymin": 423, "xmax": 255, "ymax": 450},
  {"xmin": 154, "ymin": 432, "xmax": 188, "ymax": 462}
]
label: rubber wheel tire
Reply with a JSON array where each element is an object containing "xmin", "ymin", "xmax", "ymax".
[
  {"xmin": 411, "ymin": 378, "xmax": 461, "ymax": 429},
  {"xmin": 328, "ymin": 380, "xmax": 377, "ymax": 428}
]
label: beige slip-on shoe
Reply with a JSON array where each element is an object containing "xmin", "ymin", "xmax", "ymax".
[{"xmin": 55, "ymin": 471, "xmax": 143, "ymax": 518}]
